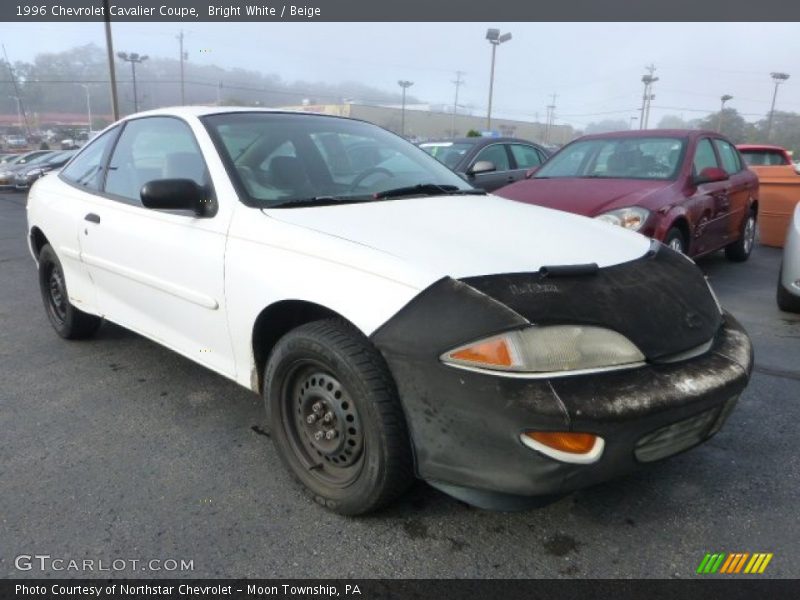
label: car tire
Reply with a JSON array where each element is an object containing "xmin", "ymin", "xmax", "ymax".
[
  {"xmin": 725, "ymin": 208, "xmax": 757, "ymax": 262},
  {"xmin": 664, "ymin": 227, "xmax": 686, "ymax": 254},
  {"xmin": 38, "ymin": 244, "xmax": 102, "ymax": 339},
  {"xmin": 264, "ymin": 318, "xmax": 414, "ymax": 515},
  {"xmin": 777, "ymin": 262, "xmax": 800, "ymax": 313}
]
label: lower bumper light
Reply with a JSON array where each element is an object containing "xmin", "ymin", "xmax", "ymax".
[
  {"xmin": 634, "ymin": 407, "xmax": 719, "ymax": 463},
  {"xmin": 520, "ymin": 431, "xmax": 605, "ymax": 464}
]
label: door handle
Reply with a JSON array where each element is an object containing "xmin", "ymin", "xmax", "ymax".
[{"xmin": 84, "ymin": 213, "xmax": 101, "ymax": 224}]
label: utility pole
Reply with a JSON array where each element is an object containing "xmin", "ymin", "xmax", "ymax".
[
  {"xmin": 398, "ymin": 80, "xmax": 413, "ymax": 137},
  {"xmin": 102, "ymin": 0, "xmax": 119, "ymax": 120},
  {"xmin": 767, "ymin": 72, "xmax": 790, "ymax": 141},
  {"xmin": 451, "ymin": 71, "xmax": 465, "ymax": 138},
  {"xmin": 1, "ymin": 44, "xmax": 31, "ymax": 136},
  {"xmin": 640, "ymin": 64, "xmax": 658, "ymax": 130},
  {"xmin": 544, "ymin": 93, "xmax": 557, "ymax": 143},
  {"xmin": 217, "ymin": 81, "xmax": 223, "ymax": 105},
  {"xmin": 177, "ymin": 30, "xmax": 187, "ymax": 105}
]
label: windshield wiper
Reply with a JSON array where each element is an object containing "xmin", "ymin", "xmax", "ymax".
[
  {"xmin": 267, "ymin": 196, "xmax": 373, "ymax": 209},
  {"xmin": 372, "ymin": 183, "xmax": 486, "ymax": 200}
]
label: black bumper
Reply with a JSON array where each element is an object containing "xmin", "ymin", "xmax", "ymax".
[{"xmin": 371, "ymin": 266, "xmax": 753, "ymax": 508}]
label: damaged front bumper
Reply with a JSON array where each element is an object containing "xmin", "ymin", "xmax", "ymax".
[{"xmin": 371, "ymin": 263, "xmax": 753, "ymax": 509}]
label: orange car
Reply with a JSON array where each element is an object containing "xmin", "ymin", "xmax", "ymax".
[{"xmin": 737, "ymin": 144, "xmax": 800, "ymax": 247}]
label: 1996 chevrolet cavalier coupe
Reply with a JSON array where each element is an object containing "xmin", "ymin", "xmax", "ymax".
[{"xmin": 27, "ymin": 107, "xmax": 753, "ymax": 514}]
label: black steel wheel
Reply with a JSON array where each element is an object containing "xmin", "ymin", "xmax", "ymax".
[
  {"xmin": 265, "ymin": 319, "xmax": 413, "ymax": 515},
  {"xmin": 37, "ymin": 244, "xmax": 102, "ymax": 339}
]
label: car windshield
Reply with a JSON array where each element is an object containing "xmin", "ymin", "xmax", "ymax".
[
  {"xmin": 740, "ymin": 149, "xmax": 790, "ymax": 166},
  {"xmin": 534, "ymin": 136, "xmax": 686, "ymax": 180},
  {"xmin": 202, "ymin": 112, "xmax": 474, "ymax": 208},
  {"xmin": 418, "ymin": 142, "xmax": 474, "ymax": 169}
]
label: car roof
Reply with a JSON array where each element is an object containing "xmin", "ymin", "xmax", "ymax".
[
  {"xmin": 122, "ymin": 105, "xmax": 348, "ymax": 121},
  {"xmin": 736, "ymin": 144, "xmax": 788, "ymax": 152},
  {"xmin": 577, "ymin": 129, "xmax": 720, "ymax": 141},
  {"xmin": 420, "ymin": 137, "xmax": 541, "ymax": 146}
]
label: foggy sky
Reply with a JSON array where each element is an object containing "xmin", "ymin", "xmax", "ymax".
[{"xmin": 1, "ymin": 21, "xmax": 798, "ymax": 127}]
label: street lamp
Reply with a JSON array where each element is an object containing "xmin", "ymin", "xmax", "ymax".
[
  {"xmin": 80, "ymin": 84, "xmax": 93, "ymax": 132},
  {"xmin": 116, "ymin": 51, "xmax": 149, "ymax": 113},
  {"xmin": 397, "ymin": 80, "xmax": 413, "ymax": 137},
  {"xmin": 486, "ymin": 28, "xmax": 511, "ymax": 131},
  {"xmin": 767, "ymin": 72, "xmax": 790, "ymax": 141},
  {"xmin": 717, "ymin": 94, "xmax": 733, "ymax": 132}
]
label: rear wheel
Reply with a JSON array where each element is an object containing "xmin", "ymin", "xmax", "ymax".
[
  {"xmin": 38, "ymin": 244, "xmax": 102, "ymax": 339},
  {"xmin": 725, "ymin": 208, "xmax": 757, "ymax": 262},
  {"xmin": 264, "ymin": 319, "xmax": 413, "ymax": 515},
  {"xmin": 664, "ymin": 227, "xmax": 686, "ymax": 254},
  {"xmin": 777, "ymin": 262, "xmax": 800, "ymax": 313}
]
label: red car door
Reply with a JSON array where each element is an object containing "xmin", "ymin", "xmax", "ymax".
[
  {"xmin": 687, "ymin": 137, "xmax": 728, "ymax": 254},
  {"xmin": 714, "ymin": 138, "xmax": 753, "ymax": 245}
]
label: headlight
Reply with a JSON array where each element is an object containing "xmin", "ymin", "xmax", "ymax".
[
  {"xmin": 25, "ymin": 168, "xmax": 43, "ymax": 178},
  {"xmin": 441, "ymin": 325, "xmax": 645, "ymax": 376},
  {"xmin": 595, "ymin": 206, "xmax": 650, "ymax": 231}
]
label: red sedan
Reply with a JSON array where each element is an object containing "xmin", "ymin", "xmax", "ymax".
[{"xmin": 496, "ymin": 130, "xmax": 759, "ymax": 260}]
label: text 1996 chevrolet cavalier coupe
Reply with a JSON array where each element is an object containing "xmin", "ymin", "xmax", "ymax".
[{"xmin": 27, "ymin": 107, "xmax": 753, "ymax": 514}]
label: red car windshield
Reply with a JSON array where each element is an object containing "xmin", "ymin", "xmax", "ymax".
[{"xmin": 535, "ymin": 137, "xmax": 686, "ymax": 181}]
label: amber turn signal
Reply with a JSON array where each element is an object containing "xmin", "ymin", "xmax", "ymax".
[
  {"xmin": 448, "ymin": 337, "xmax": 513, "ymax": 368},
  {"xmin": 523, "ymin": 431, "xmax": 598, "ymax": 454}
]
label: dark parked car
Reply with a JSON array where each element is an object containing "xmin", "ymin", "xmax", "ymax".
[
  {"xmin": 0, "ymin": 150, "xmax": 56, "ymax": 188},
  {"xmin": 14, "ymin": 150, "xmax": 77, "ymax": 191},
  {"xmin": 419, "ymin": 137, "xmax": 550, "ymax": 192},
  {"xmin": 496, "ymin": 130, "xmax": 759, "ymax": 260}
]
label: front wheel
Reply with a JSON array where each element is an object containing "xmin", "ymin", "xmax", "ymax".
[
  {"xmin": 664, "ymin": 227, "xmax": 686, "ymax": 254},
  {"xmin": 777, "ymin": 262, "xmax": 800, "ymax": 313},
  {"xmin": 725, "ymin": 209, "xmax": 757, "ymax": 262},
  {"xmin": 264, "ymin": 319, "xmax": 413, "ymax": 515},
  {"xmin": 38, "ymin": 244, "xmax": 102, "ymax": 339}
]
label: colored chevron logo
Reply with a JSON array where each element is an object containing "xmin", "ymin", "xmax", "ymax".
[{"xmin": 696, "ymin": 552, "xmax": 773, "ymax": 574}]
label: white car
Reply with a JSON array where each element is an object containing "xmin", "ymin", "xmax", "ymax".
[
  {"xmin": 27, "ymin": 107, "xmax": 753, "ymax": 514},
  {"xmin": 778, "ymin": 203, "xmax": 800, "ymax": 312}
]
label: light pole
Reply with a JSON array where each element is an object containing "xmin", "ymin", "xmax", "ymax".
[
  {"xmin": 8, "ymin": 95, "xmax": 22, "ymax": 129},
  {"xmin": 452, "ymin": 71, "xmax": 465, "ymax": 138},
  {"xmin": 177, "ymin": 30, "xmax": 187, "ymax": 105},
  {"xmin": 486, "ymin": 28, "xmax": 511, "ymax": 131},
  {"xmin": 397, "ymin": 80, "xmax": 413, "ymax": 137},
  {"xmin": 640, "ymin": 75, "xmax": 658, "ymax": 129},
  {"xmin": 80, "ymin": 84, "xmax": 93, "ymax": 131},
  {"xmin": 717, "ymin": 94, "xmax": 733, "ymax": 132},
  {"xmin": 767, "ymin": 72, "xmax": 790, "ymax": 141},
  {"xmin": 116, "ymin": 51, "xmax": 148, "ymax": 113}
]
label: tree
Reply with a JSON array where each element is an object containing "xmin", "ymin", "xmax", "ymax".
[
  {"xmin": 584, "ymin": 119, "xmax": 630, "ymax": 134},
  {"xmin": 466, "ymin": 129, "xmax": 482, "ymax": 137},
  {"xmin": 656, "ymin": 114, "xmax": 689, "ymax": 129},
  {"xmin": 695, "ymin": 108, "xmax": 748, "ymax": 143}
]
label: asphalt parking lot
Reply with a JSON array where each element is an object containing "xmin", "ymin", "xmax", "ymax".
[{"xmin": 1, "ymin": 189, "xmax": 798, "ymax": 579}]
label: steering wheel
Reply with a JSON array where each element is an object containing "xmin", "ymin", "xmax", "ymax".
[{"xmin": 349, "ymin": 167, "xmax": 394, "ymax": 192}]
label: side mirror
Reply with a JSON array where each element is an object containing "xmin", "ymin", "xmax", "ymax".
[
  {"xmin": 525, "ymin": 165, "xmax": 540, "ymax": 179},
  {"xmin": 140, "ymin": 179, "xmax": 213, "ymax": 216},
  {"xmin": 695, "ymin": 166, "xmax": 729, "ymax": 185},
  {"xmin": 468, "ymin": 160, "xmax": 496, "ymax": 176}
]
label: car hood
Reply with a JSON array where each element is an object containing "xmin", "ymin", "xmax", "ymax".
[
  {"xmin": 263, "ymin": 194, "xmax": 651, "ymax": 283},
  {"xmin": 496, "ymin": 177, "xmax": 675, "ymax": 216}
]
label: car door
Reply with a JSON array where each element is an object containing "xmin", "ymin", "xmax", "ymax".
[
  {"xmin": 687, "ymin": 137, "xmax": 728, "ymax": 253},
  {"xmin": 466, "ymin": 143, "xmax": 514, "ymax": 191},
  {"xmin": 78, "ymin": 116, "xmax": 236, "ymax": 376},
  {"xmin": 509, "ymin": 143, "xmax": 546, "ymax": 179},
  {"xmin": 714, "ymin": 138, "xmax": 752, "ymax": 245}
]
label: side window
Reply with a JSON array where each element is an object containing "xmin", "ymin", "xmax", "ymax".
[
  {"xmin": 473, "ymin": 144, "xmax": 510, "ymax": 171},
  {"xmin": 509, "ymin": 144, "xmax": 543, "ymax": 169},
  {"xmin": 693, "ymin": 139, "xmax": 719, "ymax": 175},
  {"xmin": 60, "ymin": 127, "xmax": 118, "ymax": 190},
  {"xmin": 105, "ymin": 117, "xmax": 208, "ymax": 205},
  {"xmin": 715, "ymin": 139, "xmax": 741, "ymax": 174}
]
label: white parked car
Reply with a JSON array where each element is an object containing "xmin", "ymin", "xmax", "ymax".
[
  {"xmin": 27, "ymin": 107, "xmax": 753, "ymax": 514},
  {"xmin": 778, "ymin": 203, "xmax": 800, "ymax": 312}
]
